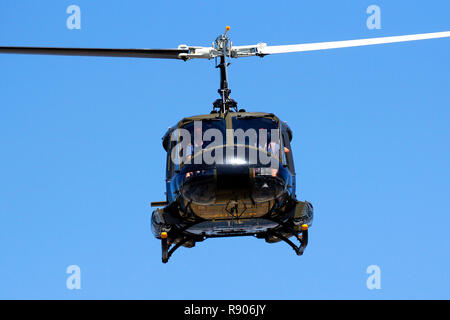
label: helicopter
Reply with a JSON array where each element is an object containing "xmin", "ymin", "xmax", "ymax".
[{"xmin": 1, "ymin": 27, "xmax": 449, "ymax": 263}]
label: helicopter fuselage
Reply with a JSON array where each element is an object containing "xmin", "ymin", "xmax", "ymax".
[{"xmin": 151, "ymin": 111, "xmax": 313, "ymax": 261}]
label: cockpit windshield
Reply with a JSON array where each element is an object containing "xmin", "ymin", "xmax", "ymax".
[
  {"xmin": 172, "ymin": 116, "xmax": 281, "ymax": 168},
  {"xmin": 232, "ymin": 116, "xmax": 280, "ymax": 152},
  {"xmin": 229, "ymin": 116, "xmax": 281, "ymax": 167},
  {"xmin": 179, "ymin": 118, "xmax": 226, "ymax": 149},
  {"xmin": 232, "ymin": 116, "xmax": 278, "ymax": 131}
]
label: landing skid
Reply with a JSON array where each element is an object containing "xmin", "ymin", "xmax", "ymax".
[
  {"xmin": 161, "ymin": 236, "xmax": 192, "ymax": 263},
  {"xmin": 159, "ymin": 223, "xmax": 309, "ymax": 263},
  {"xmin": 267, "ymin": 226, "xmax": 308, "ymax": 256}
]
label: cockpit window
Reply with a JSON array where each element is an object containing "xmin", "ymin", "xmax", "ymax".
[
  {"xmin": 172, "ymin": 119, "xmax": 227, "ymax": 168},
  {"xmin": 232, "ymin": 117, "xmax": 280, "ymax": 155},
  {"xmin": 179, "ymin": 119, "xmax": 226, "ymax": 149},
  {"xmin": 232, "ymin": 117, "xmax": 278, "ymax": 131},
  {"xmin": 169, "ymin": 116, "xmax": 281, "ymax": 169}
]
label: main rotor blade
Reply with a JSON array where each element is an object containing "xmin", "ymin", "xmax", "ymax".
[
  {"xmin": 259, "ymin": 31, "xmax": 450, "ymax": 55},
  {"xmin": 0, "ymin": 47, "xmax": 189, "ymax": 59}
]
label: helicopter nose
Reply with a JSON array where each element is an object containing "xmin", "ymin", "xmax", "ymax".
[
  {"xmin": 250, "ymin": 167, "xmax": 286, "ymax": 202},
  {"xmin": 180, "ymin": 164, "xmax": 288, "ymax": 205},
  {"xmin": 216, "ymin": 165, "xmax": 250, "ymax": 191},
  {"xmin": 181, "ymin": 169, "xmax": 217, "ymax": 205},
  {"xmin": 215, "ymin": 165, "xmax": 288, "ymax": 203},
  {"xmin": 180, "ymin": 165, "xmax": 252, "ymax": 205}
]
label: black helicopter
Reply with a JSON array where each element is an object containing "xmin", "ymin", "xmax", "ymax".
[
  {"xmin": 1, "ymin": 27, "xmax": 448, "ymax": 263},
  {"xmin": 150, "ymin": 29, "xmax": 314, "ymax": 263},
  {"xmin": 151, "ymin": 109, "xmax": 314, "ymax": 263}
]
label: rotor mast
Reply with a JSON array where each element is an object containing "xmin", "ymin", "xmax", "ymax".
[{"xmin": 213, "ymin": 26, "xmax": 238, "ymax": 114}]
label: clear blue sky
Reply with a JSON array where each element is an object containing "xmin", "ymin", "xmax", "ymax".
[{"xmin": 0, "ymin": 1, "xmax": 449, "ymax": 299}]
